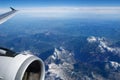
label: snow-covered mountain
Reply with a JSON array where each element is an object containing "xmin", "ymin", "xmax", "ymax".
[
  {"xmin": 45, "ymin": 47, "xmax": 76, "ymax": 80},
  {"xmin": 44, "ymin": 36, "xmax": 120, "ymax": 80},
  {"xmin": 87, "ymin": 36, "xmax": 120, "ymax": 55}
]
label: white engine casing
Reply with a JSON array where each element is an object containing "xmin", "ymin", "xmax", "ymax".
[{"xmin": 0, "ymin": 48, "xmax": 45, "ymax": 80}]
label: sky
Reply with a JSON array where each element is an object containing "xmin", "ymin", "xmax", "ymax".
[
  {"xmin": 0, "ymin": 0, "xmax": 120, "ymax": 19},
  {"xmin": 0, "ymin": 0, "xmax": 120, "ymax": 8}
]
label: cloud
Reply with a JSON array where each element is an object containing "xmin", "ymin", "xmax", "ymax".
[
  {"xmin": 19, "ymin": 7, "xmax": 120, "ymax": 13},
  {"xmin": 17, "ymin": 7, "xmax": 120, "ymax": 18},
  {"xmin": 1, "ymin": 7, "xmax": 120, "ymax": 18}
]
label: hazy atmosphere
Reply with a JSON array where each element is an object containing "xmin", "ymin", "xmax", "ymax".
[{"xmin": 0, "ymin": 0, "xmax": 120, "ymax": 80}]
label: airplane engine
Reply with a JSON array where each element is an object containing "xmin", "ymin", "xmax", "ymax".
[{"xmin": 0, "ymin": 48, "xmax": 45, "ymax": 80}]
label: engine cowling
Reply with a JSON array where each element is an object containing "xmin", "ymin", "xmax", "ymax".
[{"xmin": 0, "ymin": 48, "xmax": 45, "ymax": 80}]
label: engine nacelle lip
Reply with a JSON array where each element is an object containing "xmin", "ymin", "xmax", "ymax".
[
  {"xmin": 3, "ymin": 53, "xmax": 45, "ymax": 80},
  {"xmin": 15, "ymin": 55, "xmax": 45, "ymax": 80}
]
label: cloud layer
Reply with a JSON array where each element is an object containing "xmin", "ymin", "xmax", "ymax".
[{"xmin": 16, "ymin": 7, "xmax": 120, "ymax": 18}]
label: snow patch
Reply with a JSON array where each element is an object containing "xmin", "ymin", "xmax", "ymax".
[
  {"xmin": 110, "ymin": 61, "xmax": 120, "ymax": 70},
  {"xmin": 87, "ymin": 36, "xmax": 97, "ymax": 43},
  {"xmin": 87, "ymin": 36, "xmax": 120, "ymax": 55},
  {"xmin": 20, "ymin": 50, "xmax": 32, "ymax": 54},
  {"xmin": 45, "ymin": 47, "xmax": 76, "ymax": 80}
]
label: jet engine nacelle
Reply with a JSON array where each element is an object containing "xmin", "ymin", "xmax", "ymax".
[{"xmin": 0, "ymin": 48, "xmax": 45, "ymax": 80}]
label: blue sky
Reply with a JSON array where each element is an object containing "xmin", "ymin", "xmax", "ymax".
[
  {"xmin": 1, "ymin": 0, "xmax": 120, "ymax": 19},
  {"xmin": 0, "ymin": 0, "xmax": 120, "ymax": 8}
]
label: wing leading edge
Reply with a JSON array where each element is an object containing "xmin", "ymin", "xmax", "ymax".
[{"xmin": 0, "ymin": 7, "xmax": 18, "ymax": 24}]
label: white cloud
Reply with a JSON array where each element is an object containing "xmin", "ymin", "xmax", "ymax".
[
  {"xmin": 19, "ymin": 7, "xmax": 120, "ymax": 13},
  {"xmin": 16, "ymin": 7, "xmax": 120, "ymax": 18},
  {"xmin": 1, "ymin": 7, "xmax": 120, "ymax": 14}
]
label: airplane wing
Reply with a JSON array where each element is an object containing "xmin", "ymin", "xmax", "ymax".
[
  {"xmin": 0, "ymin": 7, "xmax": 18, "ymax": 24},
  {"xmin": 0, "ymin": 8, "xmax": 45, "ymax": 80}
]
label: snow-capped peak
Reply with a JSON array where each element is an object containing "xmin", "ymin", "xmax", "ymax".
[
  {"xmin": 87, "ymin": 36, "xmax": 97, "ymax": 43},
  {"xmin": 45, "ymin": 47, "xmax": 76, "ymax": 80},
  {"xmin": 87, "ymin": 36, "xmax": 120, "ymax": 54},
  {"xmin": 110, "ymin": 61, "xmax": 120, "ymax": 70}
]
